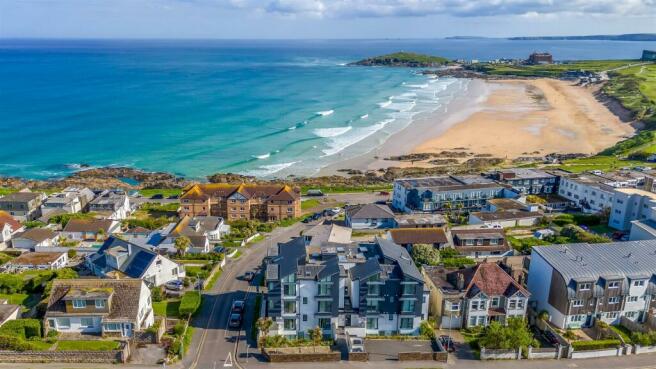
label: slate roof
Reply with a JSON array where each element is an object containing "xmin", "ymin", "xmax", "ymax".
[
  {"xmin": 63, "ymin": 218, "xmax": 113, "ymax": 233},
  {"xmin": 388, "ymin": 228, "xmax": 448, "ymax": 245},
  {"xmin": 451, "ymin": 228, "xmax": 505, "ymax": 240},
  {"xmin": 346, "ymin": 204, "xmax": 395, "ymax": 220},
  {"xmin": 14, "ymin": 228, "xmax": 56, "ymax": 243},
  {"xmin": 46, "ymin": 279, "xmax": 144, "ymax": 321},
  {"xmin": 532, "ymin": 240, "xmax": 656, "ymax": 283},
  {"xmin": 375, "ymin": 236, "xmax": 423, "ymax": 281},
  {"xmin": 0, "ymin": 304, "xmax": 20, "ymax": 323},
  {"xmin": 395, "ymin": 175, "xmax": 505, "ymax": 191},
  {"xmin": 0, "ymin": 192, "xmax": 42, "ymax": 203},
  {"xmin": 93, "ymin": 237, "xmax": 158, "ymax": 278},
  {"xmin": 276, "ymin": 237, "xmax": 307, "ymax": 279},
  {"xmin": 349, "ymin": 257, "xmax": 381, "ymax": 280}
]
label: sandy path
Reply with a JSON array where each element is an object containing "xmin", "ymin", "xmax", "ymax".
[{"xmin": 412, "ymin": 78, "xmax": 635, "ymax": 158}]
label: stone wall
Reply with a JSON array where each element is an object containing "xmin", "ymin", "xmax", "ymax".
[
  {"xmin": 527, "ymin": 345, "xmax": 562, "ymax": 360},
  {"xmin": 348, "ymin": 351, "xmax": 368, "ymax": 361},
  {"xmin": 0, "ymin": 342, "xmax": 129, "ymax": 364},
  {"xmin": 263, "ymin": 346, "xmax": 340, "ymax": 363},
  {"xmin": 480, "ymin": 347, "xmax": 522, "ymax": 360},
  {"xmin": 397, "ymin": 351, "xmax": 447, "ymax": 362}
]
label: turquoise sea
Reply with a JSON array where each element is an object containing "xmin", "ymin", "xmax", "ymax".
[{"xmin": 1, "ymin": 39, "xmax": 654, "ymax": 179}]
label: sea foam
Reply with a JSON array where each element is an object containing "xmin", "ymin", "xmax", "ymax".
[
  {"xmin": 316, "ymin": 110, "xmax": 334, "ymax": 116},
  {"xmin": 313, "ymin": 126, "xmax": 352, "ymax": 138},
  {"xmin": 322, "ymin": 119, "xmax": 393, "ymax": 157}
]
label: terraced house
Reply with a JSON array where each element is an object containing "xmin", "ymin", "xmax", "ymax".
[
  {"xmin": 179, "ymin": 183, "xmax": 301, "ymax": 222},
  {"xmin": 265, "ymin": 236, "xmax": 428, "ymax": 340},
  {"xmin": 528, "ymin": 241, "xmax": 656, "ymax": 329}
]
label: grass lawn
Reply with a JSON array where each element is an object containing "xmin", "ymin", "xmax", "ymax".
[
  {"xmin": 300, "ymin": 184, "xmax": 392, "ymax": 195},
  {"xmin": 56, "ymin": 340, "xmax": 121, "ymax": 351},
  {"xmin": 204, "ymin": 269, "xmax": 222, "ymax": 291},
  {"xmin": 174, "ymin": 259, "xmax": 211, "ymax": 265},
  {"xmin": 590, "ymin": 224, "xmax": 615, "ymax": 235},
  {"xmin": 29, "ymin": 340, "xmax": 55, "ymax": 351},
  {"xmin": 0, "ymin": 293, "xmax": 42, "ymax": 309},
  {"xmin": 557, "ymin": 156, "xmax": 653, "ymax": 173},
  {"xmin": 0, "ymin": 188, "xmax": 17, "ymax": 196},
  {"xmin": 139, "ymin": 188, "xmax": 183, "ymax": 198},
  {"xmin": 301, "ymin": 199, "xmax": 321, "ymax": 210},
  {"xmin": 153, "ymin": 299, "xmax": 180, "ymax": 318},
  {"xmin": 610, "ymin": 325, "xmax": 633, "ymax": 344}
]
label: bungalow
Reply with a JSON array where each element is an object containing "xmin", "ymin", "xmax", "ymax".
[
  {"xmin": 61, "ymin": 218, "xmax": 119, "ymax": 242},
  {"xmin": 0, "ymin": 191, "xmax": 46, "ymax": 221},
  {"xmin": 450, "ymin": 228, "xmax": 512, "ymax": 259},
  {"xmin": 4, "ymin": 252, "xmax": 68, "ymax": 273},
  {"xmin": 387, "ymin": 228, "xmax": 449, "ymax": 249},
  {"xmin": 87, "ymin": 237, "xmax": 185, "ymax": 287},
  {"xmin": 44, "ymin": 278, "xmax": 154, "ymax": 338},
  {"xmin": 0, "ymin": 211, "xmax": 23, "ymax": 250},
  {"xmin": 345, "ymin": 203, "xmax": 396, "ymax": 229},
  {"xmin": 11, "ymin": 228, "xmax": 58, "ymax": 250}
]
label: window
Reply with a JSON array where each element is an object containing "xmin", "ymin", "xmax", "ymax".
[
  {"xmin": 318, "ymin": 318, "xmax": 331, "ymax": 329},
  {"xmin": 469, "ymin": 316, "xmax": 477, "ymax": 326},
  {"xmin": 491, "ymin": 297, "xmax": 500, "ymax": 308},
  {"xmin": 58, "ymin": 318, "xmax": 71, "ymax": 329},
  {"xmin": 490, "ymin": 238, "xmax": 499, "ymax": 245},
  {"xmin": 400, "ymin": 318, "xmax": 413, "ymax": 330},
  {"xmin": 509, "ymin": 299, "xmax": 518, "ymax": 309},
  {"xmin": 80, "ymin": 318, "xmax": 94, "ymax": 328},
  {"xmin": 318, "ymin": 301, "xmax": 332, "ymax": 313},
  {"xmin": 318, "ymin": 282, "xmax": 331, "ymax": 296},
  {"xmin": 302, "ymin": 314, "xmax": 307, "ymax": 322},
  {"xmin": 283, "ymin": 319, "xmax": 296, "ymax": 330},
  {"xmin": 609, "ymin": 297, "xmax": 620, "ymax": 304},
  {"xmin": 477, "ymin": 316, "xmax": 486, "ymax": 325},
  {"xmin": 628, "ymin": 296, "xmax": 639, "ymax": 303},
  {"xmin": 367, "ymin": 283, "xmax": 380, "ymax": 296},
  {"xmin": 402, "ymin": 283, "xmax": 415, "ymax": 295},
  {"xmin": 607, "ymin": 312, "xmax": 618, "ymax": 319},
  {"xmin": 47, "ymin": 319, "xmax": 55, "ymax": 328},
  {"xmin": 366, "ymin": 318, "xmax": 378, "ymax": 330},
  {"xmin": 571, "ymin": 315, "xmax": 584, "ymax": 322},
  {"xmin": 572, "ymin": 300, "xmax": 584, "ymax": 307},
  {"xmin": 449, "ymin": 302, "xmax": 460, "ymax": 311},
  {"xmin": 284, "ymin": 301, "xmax": 296, "ymax": 314},
  {"xmin": 389, "ymin": 314, "xmax": 394, "ymax": 321},
  {"xmin": 104, "ymin": 323, "xmax": 121, "ymax": 331},
  {"xmin": 302, "ymin": 297, "xmax": 308, "ymax": 304},
  {"xmin": 95, "ymin": 299, "xmax": 106, "ymax": 308},
  {"xmin": 579, "ymin": 283, "xmax": 591, "ymax": 291},
  {"xmin": 634, "ymin": 280, "xmax": 645, "ymax": 287},
  {"xmin": 401, "ymin": 300, "xmax": 415, "ymax": 313},
  {"xmin": 625, "ymin": 311, "xmax": 637, "ymax": 318},
  {"xmin": 367, "ymin": 299, "xmax": 380, "ymax": 312},
  {"xmin": 72, "ymin": 300, "xmax": 86, "ymax": 309},
  {"xmin": 608, "ymin": 281, "xmax": 620, "ymax": 289}
]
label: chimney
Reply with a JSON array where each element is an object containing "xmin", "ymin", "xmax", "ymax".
[{"xmin": 457, "ymin": 273, "xmax": 465, "ymax": 290}]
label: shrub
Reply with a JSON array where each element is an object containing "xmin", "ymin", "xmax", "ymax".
[
  {"xmin": 631, "ymin": 331, "xmax": 656, "ymax": 346},
  {"xmin": 0, "ymin": 274, "xmax": 25, "ymax": 294},
  {"xmin": 67, "ymin": 249, "xmax": 77, "ymax": 259},
  {"xmin": 178, "ymin": 291, "xmax": 201, "ymax": 316},
  {"xmin": 411, "ymin": 244, "xmax": 440, "ymax": 266},
  {"xmin": 0, "ymin": 335, "xmax": 32, "ymax": 351},
  {"xmin": 173, "ymin": 321, "xmax": 186, "ymax": 336},
  {"xmin": 419, "ymin": 321, "xmax": 435, "ymax": 339},
  {"xmin": 0, "ymin": 319, "xmax": 42, "ymax": 339},
  {"xmin": 151, "ymin": 287, "xmax": 164, "ymax": 302},
  {"xmin": 571, "ymin": 339, "xmax": 621, "ymax": 351}
]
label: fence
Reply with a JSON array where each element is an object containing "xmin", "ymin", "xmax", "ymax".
[
  {"xmin": 568, "ymin": 346, "xmax": 623, "ymax": 359},
  {"xmin": 527, "ymin": 345, "xmax": 562, "ymax": 360},
  {"xmin": 480, "ymin": 347, "xmax": 521, "ymax": 360}
]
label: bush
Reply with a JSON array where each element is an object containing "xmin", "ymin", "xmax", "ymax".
[
  {"xmin": 151, "ymin": 287, "xmax": 164, "ymax": 302},
  {"xmin": 176, "ymin": 252, "xmax": 223, "ymax": 262},
  {"xmin": 173, "ymin": 322, "xmax": 186, "ymax": 336},
  {"xmin": 411, "ymin": 244, "xmax": 440, "ymax": 266},
  {"xmin": 419, "ymin": 321, "xmax": 435, "ymax": 339},
  {"xmin": 553, "ymin": 214, "xmax": 574, "ymax": 226},
  {"xmin": 0, "ymin": 274, "xmax": 25, "ymax": 294},
  {"xmin": 571, "ymin": 339, "xmax": 621, "ymax": 351},
  {"xmin": 0, "ymin": 335, "xmax": 33, "ymax": 351},
  {"xmin": 67, "ymin": 249, "xmax": 77, "ymax": 259},
  {"xmin": 178, "ymin": 291, "xmax": 201, "ymax": 316},
  {"xmin": 0, "ymin": 319, "xmax": 42, "ymax": 339},
  {"xmin": 631, "ymin": 331, "xmax": 656, "ymax": 346}
]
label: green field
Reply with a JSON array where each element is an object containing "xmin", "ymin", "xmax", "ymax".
[
  {"xmin": 0, "ymin": 293, "xmax": 42, "ymax": 309},
  {"xmin": 56, "ymin": 340, "xmax": 121, "ymax": 351},
  {"xmin": 557, "ymin": 156, "xmax": 655, "ymax": 173},
  {"xmin": 605, "ymin": 63, "xmax": 656, "ymax": 125},
  {"xmin": 301, "ymin": 199, "xmax": 321, "ymax": 210},
  {"xmin": 138, "ymin": 188, "xmax": 183, "ymax": 198},
  {"xmin": 153, "ymin": 299, "xmax": 180, "ymax": 318},
  {"xmin": 300, "ymin": 184, "xmax": 392, "ymax": 195},
  {"xmin": 0, "ymin": 188, "xmax": 17, "ymax": 196},
  {"xmin": 474, "ymin": 59, "xmax": 640, "ymax": 78}
]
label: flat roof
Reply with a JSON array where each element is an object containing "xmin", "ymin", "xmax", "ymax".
[{"xmin": 615, "ymin": 188, "xmax": 656, "ymax": 200}]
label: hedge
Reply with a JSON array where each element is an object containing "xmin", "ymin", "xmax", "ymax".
[
  {"xmin": 571, "ymin": 339, "xmax": 621, "ymax": 351},
  {"xmin": 179, "ymin": 291, "xmax": 201, "ymax": 316},
  {"xmin": 0, "ymin": 335, "xmax": 33, "ymax": 351},
  {"xmin": 0, "ymin": 319, "xmax": 42, "ymax": 339}
]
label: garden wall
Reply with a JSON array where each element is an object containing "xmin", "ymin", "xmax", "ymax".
[
  {"xmin": 568, "ymin": 347, "xmax": 622, "ymax": 359},
  {"xmin": 348, "ymin": 351, "xmax": 368, "ymax": 361},
  {"xmin": 263, "ymin": 346, "xmax": 340, "ymax": 363},
  {"xmin": 527, "ymin": 346, "xmax": 562, "ymax": 360},
  {"xmin": 0, "ymin": 341, "xmax": 130, "ymax": 363},
  {"xmin": 634, "ymin": 344, "xmax": 656, "ymax": 355},
  {"xmin": 480, "ymin": 347, "xmax": 521, "ymax": 360}
]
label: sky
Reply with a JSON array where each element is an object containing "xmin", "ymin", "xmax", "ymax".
[{"xmin": 0, "ymin": 0, "xmax": 655, "ymax": 39}]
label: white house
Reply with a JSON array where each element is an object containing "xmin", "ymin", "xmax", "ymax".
[
  {"xmin": 61, "ymin": 218, "xmax": 119, "ymax": 242},
  {"xmin": 609, "ymin": 188, "xmax": 656, "ymax": 231},
  {"xmin": 557, "ymin": 173, "xmax": 618, "ymax": 213},
  {"xmin": 11, "ymin": 228, "xmax": 58, "ymax": 250},
  {"xmin": 88, "ymin": 190, "xmax": 131, "ymax": 221},
  {"xmin": 45, "ymin": 278, "xmax": 154, "ymax": 338},
  {"xmin": 4, "ymin": 252, "xmax": 68, "ymax": 273},
  {"xmin": 0, "ymin": 211, "xmax": 23, "ymax": 250},
  {"xmin": 87, "ymin": 237, "xmax": 185, "ymax": 287},
  {"xmin": 527, "ymin": 241, "xmax": 656, "ymax": 329}
]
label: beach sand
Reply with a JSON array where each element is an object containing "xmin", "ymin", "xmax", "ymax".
[
  {"xmin": 413, "ymin": 78, "xmax": 635, "ymax": 158},
  {"xmin": 319, "ymin": 78, "xmax": 635, "ymax": 175}
]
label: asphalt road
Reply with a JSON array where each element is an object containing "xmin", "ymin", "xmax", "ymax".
[{"xmin": 182, "ymin": 220, "xmax": 312, "ymax": 369}]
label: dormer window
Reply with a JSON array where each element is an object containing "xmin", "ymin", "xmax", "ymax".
[
  {"xmin": 579, "ymin": 283, "xmax": 591, "ymax": 291},
  {"xmin": 608, "ymin": 281, "xmax": 620, "ymax": 289},
  {"xmin": 95, "ymin": 299, "xmax": 106, "ymax": 308},
  {"xmin": 633, "ymin": 280, "xmax": 645, "ymax": 287},
  {"xmin": 72, "ymin": 299, "xmax": 86, "ymax": 309}
]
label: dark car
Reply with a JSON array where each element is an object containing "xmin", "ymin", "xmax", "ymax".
[
  {"xmin": 150, "ymin": 194, "xmax": 164, "ymax": 199},
  {"xmin": 439, "ymin": 335, "xmax": 455, "ymax": 352},
  {"xmin": 231, "ymin": 300, "xmax": 245, "ymax": 314},
  {"xmin": 302, "ymin": 217, "xmax": 311, "ymax": 223},
  {"xmin": 243, "ymin": 271, "xmax": 255, "ymax": 282},
  {"xmin": 229, "ymin": 313, "xmax": 242, "ymax": 328}
]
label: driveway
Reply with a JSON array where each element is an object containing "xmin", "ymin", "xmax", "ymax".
[{"xmin": 364, "ymin": 339, "xmax": 435, "ymax": 361}]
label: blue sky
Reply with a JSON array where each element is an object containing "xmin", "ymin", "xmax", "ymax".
[{"xmin": 1, "ymin": 0, "xmax": 655, "ymax": 39}]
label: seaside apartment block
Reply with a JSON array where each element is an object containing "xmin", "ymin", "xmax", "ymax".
[
  {"xmin": 392, "ymin": 175, "xmax": 514, "ymax": 213},
  {"xmin": 527, "ymin": 241, "xmax": 656, "ymax": 330},
  {"xmin": 179, "ymin": 183, "xmax": 301, "ymax": 222},
  {"xmin": 489, "ymin": 168, "xmax": 556, "ymax": 195},
  {"xmin": 265, "ymin": 236, "xmax": 428, "ymax": 339}
]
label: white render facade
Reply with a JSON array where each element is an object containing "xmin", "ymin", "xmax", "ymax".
[
  {"xmin": 557, "ymin": 176, "xmax": 615, "ymax": 213},
  {"xmin": 609, "ymin": 188, "xmax": 656, "ymax": 231}
]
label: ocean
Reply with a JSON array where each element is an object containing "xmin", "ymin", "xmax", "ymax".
[{"xmin": 1, "ymin": 38, "xmax": 654, "ymax": 179}]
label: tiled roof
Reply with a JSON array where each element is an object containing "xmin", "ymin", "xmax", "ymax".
[
  {"xmin": 460, "ymin": 262, "xmax": 529, "ymax": 298},
  {"xmin": 389, "ymin": 228, "xmax": 448, "ymax": 245},
  {"xmin": 10, "ymin": 252, "xmax": 65, "ymax": 266},
  {"xmin": 181, "ymin": 183, "xmax": 300, "ymax": 201},
  {"xmin": 0, "ymin": 211, "xmax": 21, "ymax": 232},
  {"xmin": 63, "ymin": 218, "xmax": 113, "ymax": 233},
  {"xmin": 46, "ymin": 279, "xmax": 144, "ymax": 321},
  {"xmin": 15, "ymin": 228, "xmax": 56, "ymax": 243},
  {"xmin": 0, "ymin": 192, "xmax": 42, "ymax": 203}
]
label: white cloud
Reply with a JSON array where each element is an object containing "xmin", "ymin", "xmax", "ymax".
[{"xmin": 219, "ymin": 0, "xmax": 656, "ymax": 18}]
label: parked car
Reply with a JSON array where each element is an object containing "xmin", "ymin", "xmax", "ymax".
[
  {"xmin": 165, "ymin": 280, "xmax": 184, "ymax": 291},
  {"xmin": 150, "ymin": 194, "xmax": 164, "ymax": 200},
  {"xmin": 306, "ymin": 189, "xmax": 324, "ymax": 197},
  {"xmin": 302, "ymin": 217, "xmax": 312, "ymax": 223},
  {"xmin": 379, "ymin": 191, "xmax": 390, "ymax": 196},
  {"xmin": 349, "ymin": 336, "xmax": 364, "ymax": 352},
  {"xmin": 439, "ymin": 335, "xmax": 455, "ymax": 352},
  {"xmin": 243, "ymin": 271, "xmax": 255, "ymax": 281},
  {"xmin": 229, "ymin": 313, "xmax": 242, "ymax": 328},
  {"xmin": 231, "ymin": 300, "xmax": 245, "ymax": 314}
]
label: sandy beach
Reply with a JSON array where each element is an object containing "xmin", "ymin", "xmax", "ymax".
[{"xmin": 320, "ymin": 77, "xmax": 635, "ymax": 174}]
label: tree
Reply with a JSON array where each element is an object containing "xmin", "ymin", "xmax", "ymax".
[
  {"xmin": 96, "ymin": 228, "xmax": 106, "ymax": 241},
  {"xmin": 174, "ymin": 236, "xmax": 191, "ymax": 256},
  {"xmin": 410, "ymin": 244, "xmax": 440, "ymax": 267},
  {"xmin": 478, "ymin": 317, "xmax": 538, "ymax": 350},
  {"xmin": 256, "ymin": 317, "xmax": 273, "ymax": 348},
  {"xmin": 308, "ymin": 326, "xmax": 323, "ymax": 345}
]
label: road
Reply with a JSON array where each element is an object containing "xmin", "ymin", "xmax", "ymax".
[{"xmin": 182, "ymin": 220, "xmax": 313, "ymax": 369}]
